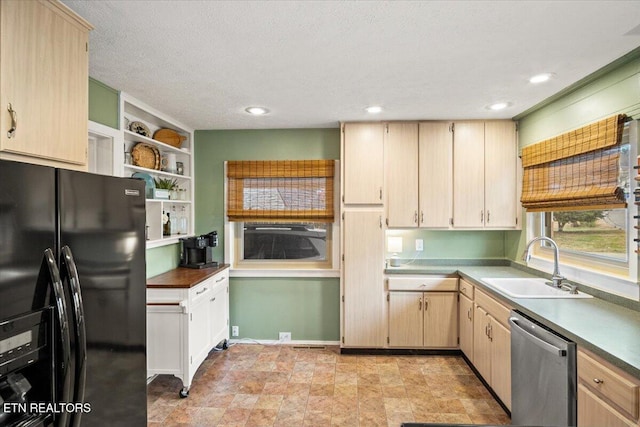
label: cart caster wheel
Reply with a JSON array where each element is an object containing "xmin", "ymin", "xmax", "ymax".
[
  {"xmin": 179, "ymin": 388, "xmax": 189, "ymax": 398},
  {"xmin": 222, "ymin": 339, "xmax": 229, "ymax": 350}
]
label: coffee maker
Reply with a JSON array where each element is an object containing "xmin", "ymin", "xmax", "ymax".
[{"xmin": 180, "ymin": 231, "xmax": 218, "ymax": 269}]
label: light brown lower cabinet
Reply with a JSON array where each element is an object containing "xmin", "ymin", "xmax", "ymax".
[
  {"xmin": 577, "ymin": 348, "xmax": 640, "ymax": 427},
  {"xmin": 473, "ymin": 288, "xmax": 511, "ymax": 410},
  {"xmin": 459, "ymin": 292, "xmax": 474, "ymax": 361},
  {"xmin": 388, "ymin": 291, "xmax": 457, "ymax": 348}
]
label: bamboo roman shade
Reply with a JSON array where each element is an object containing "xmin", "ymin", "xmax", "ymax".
[
  {"xmin": 227, "ymin": 160, "xmax": 335, "ymax": 222},
  {"xmin": 520, "ymin": 114, "xmax": 628, "ymax": 212}
]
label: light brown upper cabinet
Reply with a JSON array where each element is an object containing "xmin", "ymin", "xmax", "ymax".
[
  {"xmin": 0, "ymin": 0, "xmax": 92, "ymax": 168},
  {"xmin": 385, "ymin": 122, "xmax": 419, "ymax": 227},
  {"xmin": 385, "ymin": 121, "xmax": 453, "ymax": 228},
  {"xmin": 342, "ymin": 122, "xmax": 385, "ymax": 205},
  {"xmin": 452, "ymin": 120, "xmax": 518, "ymax": 229},
  {"xmin": 419, "ymin": 122, "xmax": 453, "ymax": 228}
]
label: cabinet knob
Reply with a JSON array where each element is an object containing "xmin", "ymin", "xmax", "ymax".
[
  {"xmin": 418, "ymin": 298, "xmax": 422, "ymax": 311},
  {"xmin": 593, "ymin": 378, "xmax": 604, "ymax": 384},
  {"xmin": 414, "ymin": 211, "xmax": 418, "ymax": 224}
]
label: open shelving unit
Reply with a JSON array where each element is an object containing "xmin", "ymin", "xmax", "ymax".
[{"xmin": 120, "ymin": 93, "xmax": 195, "ymax": 248}]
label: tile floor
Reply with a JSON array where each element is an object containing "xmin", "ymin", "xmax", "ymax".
[{"xmin": 147, "ymin": 344, "xmax": 510, "ymax": 426}]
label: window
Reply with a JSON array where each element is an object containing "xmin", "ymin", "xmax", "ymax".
[
  {"xmin": 225, "ymin": 160, "xmax": 339, "ymax": 273},
  {"xmin": 524, "ymin": 115, "xmax": 638, "ymax": 295},
  {"xmin": 539, "ymin": 209, "xmax": 628, "ymax": 263},
  {"xmin": 242, "ymin": 222, "xmax": 328, "ymax": 261}
]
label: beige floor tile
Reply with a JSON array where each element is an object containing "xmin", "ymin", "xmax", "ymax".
[
  {"xmin": 245, "ymin": 408, "xmax": 279, "ymax": 427},
  {"xmin": 147, "ymin": 344, "xmax": 510, "ymax": 426}
]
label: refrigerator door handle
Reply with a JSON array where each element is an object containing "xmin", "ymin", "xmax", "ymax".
[
  {"xmin": 61, "ymin": 245, "xmax": 87, "ymax": 427},
  {"xmin": 43, "ymin": 248, "xmax": 72, "ymax": 427}
]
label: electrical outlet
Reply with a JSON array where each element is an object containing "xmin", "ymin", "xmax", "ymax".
[
  {"xmin": 279, "ymin": 332, "xmax": 291, "ymax": 342},
  {"xmin": 232, "ymin": 326, "xmax": 239, "ymax": 337},
  {"xmin": 415, "ymin": 239, "xmax": 424, "ymax": 251}
]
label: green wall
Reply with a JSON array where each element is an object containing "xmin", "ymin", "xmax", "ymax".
[
  {"xmin": 195, "ymin": 128, "xmax": 340, "ymax": 341},
  {"xmin": 88, "ymin": 78, "xmax": 119, "ymax": 129},
  {"xmin": 386, "ymin": 229, "xmax": 513, "ymax": 260},
  {"xmin": 230, "ymin": 278, "xmax": 340, "ymax": 341},
  {"xmin": 508, "ymin": 52, "xmax": 640, "ymax": 261}
]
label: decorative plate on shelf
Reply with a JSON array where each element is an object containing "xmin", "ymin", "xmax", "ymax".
[
  {"xmin": 153, "ymin": 128, "xmax": 187, "ymax": 148},
  {"xmin": 129, "ymin": 121, "xmax": 151, "ymax": 137},
  {"xmin": 131, "ymin": 142, "xmax": 160, "ymax": 170}
]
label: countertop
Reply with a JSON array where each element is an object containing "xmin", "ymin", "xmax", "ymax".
[
  {"xmin": 386, "ymin": 263, "xmax": 640, "ymax": 379},
  {"xmin": 147, "ymin": 264, "xmax": 230, "ymax": 288}
]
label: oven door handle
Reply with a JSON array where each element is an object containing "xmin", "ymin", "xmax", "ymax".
[
  {"xmin": 42, "ymin": 248, "xmax": 71, "ymax": 427},
  {"xmin": 509, "ymin": 316, "xmax": 567, "ymax": 357},
  {"xmin": 61, "ymin": 245, "xmax": 87, "ymax": 427}
]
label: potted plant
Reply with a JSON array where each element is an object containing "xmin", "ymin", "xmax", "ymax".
[{"xmin": 153, "ymin": 178, "xmax": 178, "ymax": 200}]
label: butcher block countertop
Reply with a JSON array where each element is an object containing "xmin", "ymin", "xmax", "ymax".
[{"xmin": 146, "ymin": 264, "xmax": 230, "ymax": 289}]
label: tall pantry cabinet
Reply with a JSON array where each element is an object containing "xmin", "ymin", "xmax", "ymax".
[{"xmin": 341, "ymin": 123, "xmax": 386, "ymax": 347}]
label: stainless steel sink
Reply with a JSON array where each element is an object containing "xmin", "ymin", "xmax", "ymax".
[{"xmin": 481, "ymin": 277, "xmax": 593, "ymax": 299}]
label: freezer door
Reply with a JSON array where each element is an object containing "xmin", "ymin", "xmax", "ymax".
[
  {"xmin": 57, "ymin": 169, "xmax": 147, "ymax": 426},
  {"xmin": 0, "ymin": 160, "xmax": 56, "ymax": 320}
]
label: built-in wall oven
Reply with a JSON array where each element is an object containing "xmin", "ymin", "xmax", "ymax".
[{"xmin": 510, "ymin": 310, "xmax": 577, "ymax": 426}]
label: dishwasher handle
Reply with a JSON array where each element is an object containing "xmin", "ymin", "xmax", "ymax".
[{"xmin": 509, "ymin": 316, "xmax": 567, "ymax": 357}]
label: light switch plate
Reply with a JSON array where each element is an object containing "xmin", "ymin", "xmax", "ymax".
[{"xmin": 415, "ymin": 239, "xmax": 424, "ymax": 251}]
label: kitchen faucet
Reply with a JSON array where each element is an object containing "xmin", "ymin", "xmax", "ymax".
[{"xmin": 522, "ymin": 237, "xmax": 566, "ymax": 288}]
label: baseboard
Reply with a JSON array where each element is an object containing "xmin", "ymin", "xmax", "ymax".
[{"xmin": 228, "ymin": 338, "xmax": 340, "ymax": 347}]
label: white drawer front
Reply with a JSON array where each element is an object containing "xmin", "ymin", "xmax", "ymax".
[{"xmin": 387, "ymin": 276, "xmax": 458, "ymax": 291}]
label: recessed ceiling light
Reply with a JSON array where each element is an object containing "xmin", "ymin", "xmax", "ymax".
[
  {"xmin": 245, "ymin": 106, "xmax": 269, "ymax": 115},
  {"xmin": 529, "ymin": 73, "xmax": 555, "ymax": 84},
  {"xmin": 365, "ymin": 106, "xmax": 383, "ymax": 114},
  {"xmin": 486, "ymin": 102, "xmax": 512, "ymax": 111}
]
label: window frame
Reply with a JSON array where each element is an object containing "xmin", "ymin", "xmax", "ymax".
[
  {"xmin": 224, "ymin": 161, "xmax": 341, "ymax": 278},
  {"xmin": 526, "ymin": 204, "xmax": 638, "ymax": 301}
]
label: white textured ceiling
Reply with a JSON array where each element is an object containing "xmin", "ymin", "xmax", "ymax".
[{"xmin": 63, "ymin": 0, "xmax": 640, "ymax": 130}]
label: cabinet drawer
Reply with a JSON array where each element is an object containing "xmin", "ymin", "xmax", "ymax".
[
  {"xmin": 189, "ymin": 279, "xmax": 213, "ymax": 303},
  {"xmin": 578, "ymin": 349, "xmax": 639, "ymax": 421},
  {"xmin": 387, "ymin": 276, "xmax": 458, "ymax": 291},
  {"xmin": 459, "ymin": 279, "xmax": 474, "ymax": 299},
  {"xmin": 475, "ymin": 288, "xmax": 511, "ymax": 327}
]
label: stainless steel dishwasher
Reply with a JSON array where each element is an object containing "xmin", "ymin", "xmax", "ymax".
[{"xmin": 509, "ymin": 310, "xmax": 577, "ymax": 426}]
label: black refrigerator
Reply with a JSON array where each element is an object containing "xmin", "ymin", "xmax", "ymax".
[{"xmin": 0, "ymin": 159, "xmax": 147, "ymax": 426}]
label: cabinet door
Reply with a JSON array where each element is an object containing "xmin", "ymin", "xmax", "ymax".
[
  {"xmin": 418, "ymin": 122, "xmax": 453, "ymax": 228},
  {"xmin": 343, "ymin": 210, "xmax": 385, "ymax": 347},
  {"xmin": 423, "ymin": 292, "xmax": 458, "ymax": 348},
  {"xmin": 209, "ymin": 275, "xmax": 229, "ymax": 348},
  {"xmin": 490, "ymin": 319, "xmax": 511, "ymax": 410},
  {"xmin": 0, "ymin": 0, "xmax": 89, "ymax": 165},
  {"xmin": 343, "ymin": 123, "xmax": 384, "ymax": 204},
  {"xmin": 459, "ymin": 293, "xmax": 474, "ymax": 361},
  {"xmin": 388, "ymin": 292, "xmax": 423, "ymax": 347},
  {"xmin": 386, "ymin": 122, "xmax": 419, "ymax": 227},
  {"xmin": 189, "ymin": 286, "xmax": 212, "ymax": 368},
  {"xmin": 473, "ymin": 305, "xmax": 491, "ymax": 381},
  {"xmin": 452, "ymin": 122, "xmax": 485, "ymax": 227},
  {"xmin": 484, "ymin": 121, "xmax": 517, "ymax": 228},
  {"xmin": 578, "ymin": 384, "xmax": 636, "ymax": 427}
]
